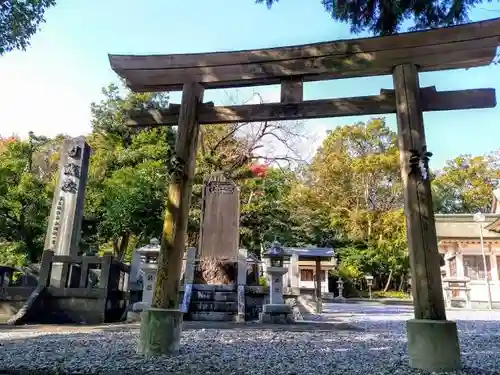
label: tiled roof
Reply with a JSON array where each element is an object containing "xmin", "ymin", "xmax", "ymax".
[{"xmin": 284, "ymin": 247, "xmax": 334, "ymax": 258}]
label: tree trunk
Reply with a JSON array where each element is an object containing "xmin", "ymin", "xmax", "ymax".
[
  {"xmin": 112, "ymin": 238, "xmax": 119, "ymax": 257},
  {"xmin": 116, "ymin": 232, "xmax": 130, "ymax": 261},
  {"xmin": 398, "ymin": 275, "xmax": 405, "ymax": 291},
  {"xmin": 383, "ymin": 270, "xmax": 393, "ymax": 292}
]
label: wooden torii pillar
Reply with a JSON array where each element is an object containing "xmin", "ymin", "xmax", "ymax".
[
  {"xmin": 138, "ymin": 82, "xmax": 205, "ymax": 357},
  {"xmin": 108, "ymin": 17, "xmax": 500, "ymax": 367},
  {"xmin": 393, "ymin": 64, "xmax": 460, "ymax": 371}
]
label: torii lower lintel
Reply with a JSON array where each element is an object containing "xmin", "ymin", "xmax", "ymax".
[{"xmin": 127, "ymin": 86, "xmax": 496, "ymax": 127}]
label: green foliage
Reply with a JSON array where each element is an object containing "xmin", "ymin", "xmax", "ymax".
[
  {"xmin": 239, "ymin": 168, "xmax": 300, "ymax": 255},
  {"xmin": 258, "ymin": 276, "xmax": 268, "ymax": 287},
  {"xmin": 433, "ymin": 154, "xmax": 500, "ymax": 214},
  {"xmin": 0, "ymin": 241, "xmax": 27, "ymax": 266},
  {"xmin": 0, "ymin": 0, "xmax": 56, "ymax": 55},
  {"xmin": 0, "ymin": 136, "xmax": 52, "ymax": 262},
  {"xmin": 85, "ymin": 84, "xmax": 174, "ymax": 260},
  {"xmin": 256, "ymin": 0, "xmax": 489, "ymax": 35},
  {"xmin": 373, "ymin": 290, "xmax": 411, "ymax": 299}
]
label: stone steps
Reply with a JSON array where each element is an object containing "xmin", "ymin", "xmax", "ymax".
[
  {"xmin": 192, "ymin": 284, "xmax": 236, "ymax": 292},
  {"xmin": 186, "ymin": 284, "xmax": 238, "ymax": 321},
  {"xmin": 192, "ymin": 291, "xmax": 237, "ymax": 302},
  {"xmin": 191, "ymin": 301, "xmax": 237, "ymax": 312},
  {"xmin": 187, "ymin": 311, "xmax": 238, "ymax": 321}
]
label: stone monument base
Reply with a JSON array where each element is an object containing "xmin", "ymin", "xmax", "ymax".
[
  {"xmin": 259, "ymin": 304, "xmax": 294, "ymax": 324},
  {"xmin": 406, "ymin": 319, "xmax": 461, "ymax": 372},
  {"xmin": 195, "ymin": 258, "xmax": 237, "ymax": 285},
  {"xmin": 138, "ymin": 308, "xmax": 183, "ymax": 357}
]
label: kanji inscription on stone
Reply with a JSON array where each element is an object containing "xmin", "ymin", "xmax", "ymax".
[
  {"xmin": 63, "ymin": 162, "xmax": 81, "ymax": 178},
  {"xmin": 68, "ymin": 144, "xmax": 81, "ymax": 158},
  {"xmin": 61, "ymin": 178, "xmax": 78, "ymax": 194}
]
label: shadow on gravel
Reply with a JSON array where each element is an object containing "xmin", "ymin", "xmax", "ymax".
[
  {"xmin": 0, "ymin": 321, "xmax": 497, "ymax": 375},
  {"xmin": 0, "ymin": 320, "xmax": 365, "ymax": 334}
]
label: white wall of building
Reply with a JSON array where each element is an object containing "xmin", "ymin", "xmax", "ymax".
[{"xmin": 441, "ymin": 242, "xmax": 500, "ymax": 304}]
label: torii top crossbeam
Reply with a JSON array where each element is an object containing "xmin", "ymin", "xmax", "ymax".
[{"xmin": 109, "ymin": 18, "xmax": 500, "ymax": 93}]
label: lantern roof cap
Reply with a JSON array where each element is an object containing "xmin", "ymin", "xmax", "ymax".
[
  {"xmin": 136, "ymin": 238, "xmax": 161, "ymax": 254},
  {"xmin": 262, "ymin": 241, "xmax": 291, "ymax": 259}
]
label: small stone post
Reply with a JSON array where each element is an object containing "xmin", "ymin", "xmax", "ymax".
[
  {"xmin": 236, "ymin": 248, "xmax": 247, "ymax": 322},
  {"xmin": 180, "ymin": 247, "xmax": 196, "ymax": 313},
  {"xmin": 289, "ymin": 254, "xmax": 299, "ymax": 291}
]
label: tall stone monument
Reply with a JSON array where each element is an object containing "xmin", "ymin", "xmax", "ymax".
[
  {"xmin": 44, "ymin": 137, "xmax": 91, "ymax": 287},
  {"xmin": 198, "ymin": 173, "xmax": 240, "ymax": 284}
]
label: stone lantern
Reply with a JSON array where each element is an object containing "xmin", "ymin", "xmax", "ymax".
[
  {"xmin": 333, "ymin": 278, "xmax": 346, "ymax": 302},
  {"xmin": 365, "ymin": 274, "xmax": 374, "ymax": 299},
  {"xmin": 132, "ymin": 238, "xmax": 161, "ymax": 310},
  {"xmin": 260, "ymin": 241, "xmax": 294, "ymax": 324}
]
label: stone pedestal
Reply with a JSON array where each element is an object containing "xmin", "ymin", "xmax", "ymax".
[
  {"xmin": 142, "ymin": 268, "xmax": 157, "ymax": 305},
  {"xmin": 260, "ymin": 266, "xmax": 295, "ymax": 324},
  {"xmin": 406, "ymin": 319, "xmax": 461, "ymax": 372},
  {"xmin": 259, "ymin": 304, "xmax": 294, "ymax": 324},
  {"xmin": 138, "ymin": 308, "xmax": 183, "ymax": 356},
  {"xmin": 268, "ymin": 267, "xmax": 287, "ymax": 305}
]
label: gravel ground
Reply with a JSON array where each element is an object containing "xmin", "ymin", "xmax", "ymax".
[{"xmin": 0, "ymin": 303, "xmax": 499, "ymax": 375}]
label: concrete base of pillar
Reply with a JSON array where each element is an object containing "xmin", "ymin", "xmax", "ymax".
[
  {"xmin": 260, "ymin": 304, "xmax": 294, "ymax": 324},
  {"xmin": 132, "ymin": 301, "xmax": 150, "ymax": 312},
  {"xmin": 406, "ymin": 319, "xmax": 461, "ymax": 372},
  {"xmin": 138, "ymin": 308, "xmax": 183, "ymax": 357}
]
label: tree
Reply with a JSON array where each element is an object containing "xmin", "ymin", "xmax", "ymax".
[
  {"xmin": 433, "ymin": 154, "xmax": 500, "ymax": 214},
  {"xmin": 239, "ymin": 168, "xmax": 299, "ymax": 256},
  {"xmin": 1, "ymin": 0, "xmax": 56, "ymax": 55},
  {"xmin": 301, "ymin": 118, "xmax": 409, "ymax": 290},
  {"xmin": 0, "ymin": 136, "xmax": 52, "ymax": 263},
  {"xmin": 85, "ymin": 83, "xmax": 175, "ymax": 260},
  {"xmin": 256, "ymin": 0, "xmax": 489, "ymax": 35},
  {"xmin": 307, "ymin": 118, "xmax": 402, "ymax": 241}
]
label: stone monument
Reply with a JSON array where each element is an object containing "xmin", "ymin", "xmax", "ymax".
[
  {"xmin": 198, "ymin": 172, "xmax": 240, "ymax": 284},
  {"xmin": 260, "ymin": 241, "xmax": 294, "ymax": 324},
  {"xmin": 199, "ymin": 172, "xmax": 240, "ymax": 260},
  {"xmin": 44, "ymin": 137, "xmax": 91, "ymax": 287}
]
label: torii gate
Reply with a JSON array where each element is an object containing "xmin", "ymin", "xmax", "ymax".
[{"xmin": 109, "ymin": 17, "xmax": 500, "ymax": 370}]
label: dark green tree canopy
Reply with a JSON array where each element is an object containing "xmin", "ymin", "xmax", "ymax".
[
  {"xmin": 0, "ymin": 0, "xmax": 56, "ymax": 55},
  {"xmin": 256, "ymin": 0, "xmax": 490, "ymax": 35}
]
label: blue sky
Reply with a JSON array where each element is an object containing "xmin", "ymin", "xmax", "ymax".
[{"xmin": 1, "ymin": 0, "xmax": 500, "ymax": 169}]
